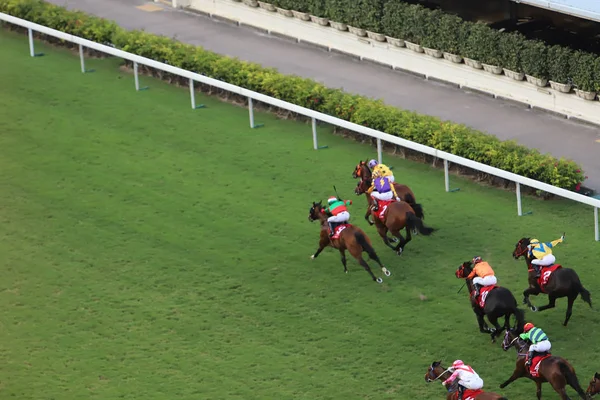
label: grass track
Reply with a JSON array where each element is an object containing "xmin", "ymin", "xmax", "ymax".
[{"xmin": 1, "ymin": 29, "xmax": 599, "ymax": 400}]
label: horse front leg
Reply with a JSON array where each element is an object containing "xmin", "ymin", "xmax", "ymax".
[
  {"xmin": 364, "ymin": 206, "xmax": 374, "ymax": 225},
  {"xmin": 487, "ymin": 315, "xmax": 503, "ymax": 342},
  {"xmin": 375, "ymin": 223, "xmax": 395, "ymax": 250},
  {"xmin": 499, "ymin": 365, "xmax": 526, "ymax": 389},
  {"xmin": 523, "ymin": 286, "xmax": 541, "ymax": 311},
  {"xmin": 310, "ymin": 236, "xmax": 330, "ymax": 259},
  {"xmin": 536, "ymin": 294, "xmax": 557, "ymax": 313},
  {"xmin": 474, "ymin": 310, "xmax": 489, "ymax": 334}
]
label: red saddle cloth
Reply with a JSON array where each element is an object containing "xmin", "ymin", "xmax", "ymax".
[
  {"xmin": 462, "ymin": 389, "xmax": 484, "ymax": 400},
  {"xmin": 529, "ymin": 354, "xmax": 552, "ymax": 377},
  {"xmin": 330, "ymin": 224, "xmax": 350, "ymax": 240},
  {"xmin": 374, "ymin": 199, "xmax": 394, "ymax": 221},
  {"xmin": 474, "ymin": 285, "xmax": 497, "ymax": 308},
  {"xmin": 535, "ymin": 264, "xmax": 562, "ymax": 292}
]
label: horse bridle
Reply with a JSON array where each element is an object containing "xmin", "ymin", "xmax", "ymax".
[
  {"xmin": 426, "ymin": 364, "xmax": 451, "ymax": 383},
  {"xmin": 503, "ymin": 331, "xmax": 529, "ymax": 356},
  {"xmin": 514, "ymin": 241, "xmax": 530, "ymax": 258}
]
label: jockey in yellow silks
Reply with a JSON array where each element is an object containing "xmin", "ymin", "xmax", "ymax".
[{"xmin": 528, "ymin": 235, "xmax": 564, "ymax": 277}]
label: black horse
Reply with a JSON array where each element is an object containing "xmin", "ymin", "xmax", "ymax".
[
  {"xmin": 513, "ymin": 238, "xmax": 592, "ymax": 326},
  {"xmin": 455, "ymin": 262, "xmax": 526, "ymax": 342}
]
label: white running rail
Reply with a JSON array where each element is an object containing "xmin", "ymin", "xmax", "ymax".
[{"xmin": 2, "ymin": 12, "xmax": 600, "ymax": 240}]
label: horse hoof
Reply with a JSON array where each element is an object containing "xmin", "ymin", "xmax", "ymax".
[
  {"xmin": 383, "ymin": 268, "xmax": 391, "ymax": 277},
  {"xmin": 396, "ymin": 249, "xmax": 403, "ymax": 256},
  {"xmin": 530, "ymin": 306, "xmax": 538, "ymax": 312},
  {"xmin": 310, "ymin": 255, "xmax": 315, "ymax": 259},
  {"xmin": 376, "ymin": 277, "xmax": 383, "ymax": 284}
]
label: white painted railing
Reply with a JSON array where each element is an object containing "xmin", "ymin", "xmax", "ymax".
[{"xmin": 2, "ymin": 12, "xmax": 600, "ymax": 240}]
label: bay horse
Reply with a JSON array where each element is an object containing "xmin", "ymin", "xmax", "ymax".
[
  {"xmin": 456, "ymin": 262, "xmax": 525, "ymax": 342},
  {"xmin": 352, "ymin": 160, "xmax": 418, "ymax": 207},
  {"xmin": 587, "ymin": 372, "xmax": 600, "ymax": 397},
  {"xmin": 424, "ymin": 361, "xmax": 508, "ymax": 399},
  {"xmin": 500, "ymin": 329, "xmax": 587, "ymax": 400},
  {"xmin": 308, "ymin": 201, "xmax": 391, "ymax": 284},
  {"xmin": 513, "ymin": 238, "xmax": 592, "ymax": 326},
  {"xmin": 354, "ymin": 178, "xmax": 433, "ymax": 255}
]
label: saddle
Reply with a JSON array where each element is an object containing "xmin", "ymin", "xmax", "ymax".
[
  {"xmin": 329, "ymin": 223, "xmax": 350, "ymax": 240},
  {"xmin": 472, "ymin": 285, "xmax": 497, "ymax": 309},
  {"xmin": 528, "ymin": 353, "xmax": 552, "ymax": 377},
  {"xmin": 373, "ymin": 199, "xmax": 395, "ymax": 221},
  {"xmin": 533, "ymin": 264, "xmax": 562, "ymax": 292}
]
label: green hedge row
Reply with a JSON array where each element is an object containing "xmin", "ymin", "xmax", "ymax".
[
  {"xmin": 271, "ymin": 0, "xmax": 600, "ymax": 92},
  {"xmin": 0, "ymin": 0, "xmax": 587, "ymax": 191}
]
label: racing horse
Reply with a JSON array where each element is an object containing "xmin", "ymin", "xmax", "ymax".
[
  {"xmin": 308, "ymin": 201, "xmax": 391, "ymax": 284},
  {"xmin": 455, "ymin": 262, "xmax": 525, "ymax": 342},
  {"xmin": 354, "ymin": 179, "xmax": 434, "ymax": 255},
  {"xmin": 424, "ymin": 361, "xmax": 509, "ymax": 399},
  {"xmin": 513, "ymin": 238, "xmax": 592, "ymax": 326},
  {"xmin": 500, "ymin": 329, "xmax": 587, "ymax": 400},
  {"xmin": 352, "ymin": 160, "xmax": 418, "ymax": 206}
]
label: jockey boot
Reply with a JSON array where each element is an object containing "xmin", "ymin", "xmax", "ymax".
[
  {"xmin": 472, "ymin": 284, "xmax": 481, "ymax": 300},
  {"xmin": 372, "ymin": 199, "xmax": 379, "ymax": 212},
  {"xmin": 533, "ymin": 266, "xmax": 541, "ymax": 278},
  {"xmin": 458, "ymin": 385, "xmax": 465, "ymax": 400},
  {"xmin": 525, "ymin": 350, "xmax": 534, "ymax": 366},
  {"xmin": 328, "ymin": 222, "xmax": 335, "ymax": 237}
]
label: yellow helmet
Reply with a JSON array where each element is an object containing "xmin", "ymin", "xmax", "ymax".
[{"xmin": 529, "ymin": 239, "xmax": 540, "ymax": 245}]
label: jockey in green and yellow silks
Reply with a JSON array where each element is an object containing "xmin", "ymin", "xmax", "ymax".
[{"xmin": 528, "ymin": 235, "xmax": 564, "ymax": 277}]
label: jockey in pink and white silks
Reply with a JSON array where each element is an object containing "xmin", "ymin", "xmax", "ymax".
[{"xmin": 442, "ymin": 360, "xmax": 484, "ymax": 399}]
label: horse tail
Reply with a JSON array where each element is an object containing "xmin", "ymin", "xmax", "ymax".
[
  {"xmin": 558, "ymin": 361, "xmax": 587, "ymax": 399},
  {"xmin": 406, "ymin": 212, "xmax": 435, "ymax": 236},
  {"xmin": 578, "ymin": 284, "xmax": 592, "ymax": 308},
  {"xmin": 513, "ymin": 307, "xmax": 526, "ymax": 332},
  {"xmin": 354, "ymin": 231, "xmax": 381, "ymax": 263},
  {"xmin": 404, "ymin": 192, "xmax": 416, "ymax": 206},
  {"xmin": 410, "ymin": 202, "xmax": 425, "ymax": 220}
]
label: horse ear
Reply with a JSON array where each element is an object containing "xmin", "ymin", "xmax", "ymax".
[{"xmin": 595, "ymin": 372, "xmax": 600, "ymax": 379}]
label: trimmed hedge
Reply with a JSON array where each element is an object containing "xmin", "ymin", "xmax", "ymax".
[
  {"xmin": 279, "ymin": 0, "xmax": 600, "ymax": 90},
  {"xmin": 0, "ymin": 0, "xmax": 587, "ymax": 191}
]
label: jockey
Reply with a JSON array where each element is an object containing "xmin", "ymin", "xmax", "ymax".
[
  {"xmin": 520, "ymin": 322, "xmax": 552, "ymax": 366},
  {"xmin": 467, "ymin": 256, "xmax": 497, "ymax": 301},
  {"xmin": 369, "ymin": 175, "xmax": 401, "ymax": 212},
  {"xmin": 528, "ymin": 235, "xmax": 564, "ymax": 277},
  {"xmin": 442, "ymin": 360, "xmax": 484, "ymax": 400},
  {"xmin": 323, "ymin": 196, "xmax": 352, "ymax": 238},
  {"xmin": 367, "ymin": 159, "xmax": 395, "ymax": 183}
]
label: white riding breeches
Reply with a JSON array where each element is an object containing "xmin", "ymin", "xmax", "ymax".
[
  {"xmin": 531, "ymin": 254, "xmax": 556, "ymax": 266},
  {"xmin": 459, "ymin": 376, "xmax": 483, "ymax": 390},
  {"xmin": 530, "ymin": 340, "xmax": 551, "ymax": 353},
  {"xmin": 328, "ymin": 211, "xmax": 349, "ymax": 224},
  {"xmin": 473, "ymin": 276, "xmax": 497, "ymax": 286},
  {"xmin": 371, "ymin": 191, "xmax": 394, "ymax": 201},
  {"xmin": 388, "ymin": 175, "xmax": 395, "ymax": 183}
]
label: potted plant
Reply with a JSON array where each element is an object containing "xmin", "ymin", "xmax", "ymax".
[
  {"xmin": 290, "ymin": 1, "xmax": 310, "ymax": 20},
  {"xmin": 478, "ymin": 27, "xmax": 503, "ymax": 74},
  {"xmin": 257, "ymin": 1, "xmax": 276, "ymax": 11},
  {"xmin": 271, "ymin": 0, "xmax": 294, "ymax": 17},
  {"xmin": 326, "ymin": 0, "xmax": 347, "ymax": 31},
  {"xmin": 547, "ymin": 45, "xmax": 573, "ymax": 93},
  {"xmin": 438, "ymin": 14, "xmax": 466, "ymax": 63},
  {"xmin": 521, "ymin": 40, "xmax": 549, "ymax": 87},
  {"xmin": 361, "ymin": 0, "xmax": 386, "ymax": 42},
  {"xmin": 401, "ymin": 4, "xmax": 430, "ymax": 53},
  {"xmin": 420, "ymin": 9, "xmax": 444, "ymax": 58},
  {"xmin": 308, "ymin": 0, "xmax": 329, "ymax": 26},
  {"xmin": 242, "ymin": 0, "xmax": 259, "ymax": 7},
  {"xmin": 381, "ymin": 1, "xmax": 407, "ymax": 47},
  {"xmin": 571, "ymin": 51, "xmax": 597, "ymax": 100},
  {"xmin": 499, "ymin": 32, "xmax": 526, "ymax": 80},
  {"xmin": 462, "ymin": 22, "xmax": 489, "ymax": 69}
]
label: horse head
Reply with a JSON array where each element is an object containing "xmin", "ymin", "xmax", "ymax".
[
  {"xmin": 587, "ymin": 372, "xmax": 600, "ymax": 397},
  {"xmin": 352, "ymin": 159, "xmax": 371, "ymax": 179},
  {"xmin": 455, "ymin": 261, "xmax": 473, "ymax": 279},
  {"xmin": 308, "ymin": 201, "xmax": 324, "ymax": 222},
  {"xmin": 501, "ymin": 329, "xmax": 526, "ymax": 352},
  {"xmin": 513, "ymin": 237, "xmax": 531, "ymax": 259},
  {"xmin": 424, "ymin": 360, "xmax": 447, "ymax": 383}
]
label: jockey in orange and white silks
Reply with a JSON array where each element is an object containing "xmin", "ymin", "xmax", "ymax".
[{"xmin": 442, "ymin": 360, "xmax": 484, "ymax": 398}]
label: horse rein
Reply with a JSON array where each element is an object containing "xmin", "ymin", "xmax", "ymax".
[{"xmin": 427, "ymin": 365, "xmax": 451, "ymax": 382}]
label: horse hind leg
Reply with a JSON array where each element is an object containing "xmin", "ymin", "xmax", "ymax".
[
  {"xmin": 389, "ymin": 227, "xmax": 408, "ymax": 256},
  {"xmin": 487, "ymin": 315, "xmax": 503, "ymax": 342},
  {"xmin": 563, "ymin": 294, "xmax": 577, "ymax": 327},
  {"xmin": 348, "ymin": 245, "xmax": 381, "ymax": 283},
  {"xmin": 338, "ymin": 249, "xmax": 348, "ymax": 274}
]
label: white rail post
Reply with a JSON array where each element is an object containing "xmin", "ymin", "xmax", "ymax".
[
  {"xmin": 248, "ymin": 97, "xmax": 263, "ymax": 128},
  {"xmin": 134, "ymin": 62, "xmax": 140, "ymax": 91},
  {"xmin": 516, "ymin": 182, "xmax": 523, "ymax": 216},
  {"xmin": 79, "ymin": 44, "xmax": 86, "ymax": 73},
  {"xmin": 28, "ymin": 28, "xmax": 35, "ymax": 57},
  {"xmin": 188, "ymin": 79, "xmax": 205, "ymax": 109},
  {"xmin": 595, "ymin": 207, "xmax": 599, "ymax": 241},
  {"xmin": 312, "ymin": 117, "xmax": 318, "ymax": 150},
  {"xmin": 444, "ymin": 159, "xmax": 450, "ymax": 193},
  {"xmin": 377, "ymin": 138, "xmax": 382, "ymax": 164}
]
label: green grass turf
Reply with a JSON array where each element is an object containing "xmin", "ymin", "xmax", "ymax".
[{"xmin": 1, "ymin": 29, "xmax": 599, "ymax": 400}]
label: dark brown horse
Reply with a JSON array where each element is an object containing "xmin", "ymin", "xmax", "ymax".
[
  {"xmin": 424, "ymin": 361, "xmax": 508, "ymax": 399},
  {"xmin": 353, "ymin": 178, "xmax": 434, "ymax": 255},
  {"xmin": 587, "ymin": 372, "xmax": 600, "ymax": 397},
  {"xmin": 456, "ymin": 262, "xmax": 525, "ymax": 342},
  {"xmin": 500, "ymin": 329, "xmax": 587, "ymax": 400},
  {"xmin": 513, "ymin": 238, "xmax": 592, "ymax": 326},
  {"xmin": 308, "ymin": 201, "xmax": 390, "ymax": 283},
  {"xmin": 352, "ymin": 160, "xmax": 418, "ymax": 207}
]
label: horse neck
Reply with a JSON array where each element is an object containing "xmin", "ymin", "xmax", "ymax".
[
  {"xmin": 465, "ymin": 277, "xmax": 474, "ymax": 293},
  {"xmin": 317, "ymin": 212, "xmax": 328, "ymax": 224}
]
